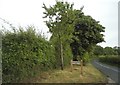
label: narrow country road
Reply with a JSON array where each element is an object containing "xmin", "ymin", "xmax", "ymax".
[{"xmin": 92, "ymin": 59, "xmax": 120, "ymax": 83}]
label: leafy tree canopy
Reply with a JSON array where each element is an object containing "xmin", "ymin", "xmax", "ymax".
[
  {"xmin": 70, "ymin": 10, "xmax": 105, "ymax": 59},
  {"xmin": 43, "ymin": 1, "xmax": 105, "ymax": 62}
]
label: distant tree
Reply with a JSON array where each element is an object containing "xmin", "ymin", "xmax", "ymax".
[
  {"xmin": 113, "ymin": 46, "xmax": 118, "ymax": 55},
  {"xmin": 93, "ymin": 45, "xmax": 104, "ymax": 56},
  {"xmin": 118, "ymin": 47, "xmax": 120, "ymax": 55},
  {"xmin": 104, "ymin": 47, "xmax": 115, "ymax": 55}
]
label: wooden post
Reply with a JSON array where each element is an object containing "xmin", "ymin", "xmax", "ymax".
[
  {"xmin": 80, "ymin": 60, "xmax": 83, "ymax": 75},
  {"xmin": 71, "ymin": 60, "xmax": 73, "ymax": 72},
  {"xmin": 60, "ymin": 41, "xmax": 64, "ymax": 70}
]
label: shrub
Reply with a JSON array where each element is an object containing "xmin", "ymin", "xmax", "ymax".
[
  {"xmin": 82, "ymin": 52, "xmax": 90, "ymax": 65},
  {"xmin": 2, "ymin": 26, "xmax": 56, "ymax": 83},
  {"xmin": 63, "ymin": 42, "xmax": 73, "ymax": 66}
]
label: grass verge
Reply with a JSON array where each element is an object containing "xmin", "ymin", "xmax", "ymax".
[{"xmin": 21, "ymin": 63, "xmax": 108, "ymax": 83}]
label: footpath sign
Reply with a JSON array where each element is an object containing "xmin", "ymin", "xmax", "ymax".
[
  {"xmin": 71, "ymin": 60, "xmax": 80, "ymax": 65},
  {"xmin": 70, "ymin": 60, "xmax": 83, "ymax": 75}
]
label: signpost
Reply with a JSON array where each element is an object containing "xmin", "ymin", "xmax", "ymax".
[
  {"xmin": 80, "ymin": 60, "xmax": 83, "ymax": 75},
  {"xmin": 71, "ymin": 60, "xmax": 83, "ymax": 75}
]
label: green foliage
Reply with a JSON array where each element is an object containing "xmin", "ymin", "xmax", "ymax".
[
  {"xmin": 43, "ymin": 1, "xmax": 75, "ymax": 41},
  {"xmin": 63, "ymin": 42, "xmax": 73, "ymax": 66},
  {"xmin": 118, "ymin": 47, "xmax": 120, "ymax": 55},
  {"xmin": 99, "ymin": 55, "xmax": 120, "ymax": 67},
  {"xmin": 2, "ymin": 26, "xmax": 56, "ymax": 83},
  {"xmin": 93, "ymin": 45, "xmax": 104, "ymax": 56},
  {"xmin": 113, "ymin": 46, "xmax": 119, "ymax": 55},
  {"xmin": 0, "ymin": 31, "xmax": 1, "ymax": 62},
  {"xmin": 82, "ymin": 52, "xmax": 90, "ymax": 65},
  {"xmin": 104, "ymin": 47, "xmax": 115, "ymax": 55},
  {"xmin": 94, "ymin": 46, "xmax": 120, "ymax": 67},
  {"xmin": 43, "ymin": 1, "xmax": 105, "ymax": 64},
  {"xmin": 43, "ymin": 1, "xmax": 76, "ymax": 69},
  {"xmin": 93, "ymin": 45, "xmax": 119, "ymax": 56},
  {"xmin": 0, "ymin": 30, "xmax": 1, "ymax": 84},
  {"xmin": 70, "ymin": 10, "xmax": 105, "ymax": 60}
]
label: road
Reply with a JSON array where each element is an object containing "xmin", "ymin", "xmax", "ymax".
[{"xmin": 92, "ymin": 59, "xmax": 120, "ymax": 83}]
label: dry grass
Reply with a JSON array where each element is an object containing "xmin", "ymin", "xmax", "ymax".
[{"xmin": 21, "ymin": 63, "xmax": 108, "ymax": 83}]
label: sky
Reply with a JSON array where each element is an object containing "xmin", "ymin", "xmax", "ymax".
[{"xmin": 0, "ymin": 0, "xmax": 119, "ymax": 47}]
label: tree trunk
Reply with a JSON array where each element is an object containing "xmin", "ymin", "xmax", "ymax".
[{"xmin": 60, "ymin": 41, "xmax": 64, "ymax": 70}]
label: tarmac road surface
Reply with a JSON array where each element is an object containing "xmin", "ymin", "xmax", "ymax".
[{"xmin": 92, "ymin": 59, "xmax": 120, "ymax": 83}]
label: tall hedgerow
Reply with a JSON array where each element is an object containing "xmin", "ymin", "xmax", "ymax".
[{"xmin": 2, "ymin": 26, "xmax": 56, "ymax": 83}]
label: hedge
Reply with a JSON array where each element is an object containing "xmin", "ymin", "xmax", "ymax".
[
  {"xmin": 99, "ymin": 55, "xmax": 120, "ymax": 67},
  {"xmin": 2, "ymin": 26, "xmax": 57, "ymax": 83}
]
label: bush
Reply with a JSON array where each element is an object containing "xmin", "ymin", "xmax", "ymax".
[
  {"xmin": 2, "ymin": 26, "xmax": 56, "ymax": 83},
  {"xmin": 63, "ymin": 42, "xmax": 72, "ymax": 66},
  {"xmin": 82, "ymin": 52, "xmax": 90, "ymax": 66}
]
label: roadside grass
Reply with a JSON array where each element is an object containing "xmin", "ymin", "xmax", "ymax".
[{"xmin": 21, "ymin": 63, "xmax": 108, "ymax": 83}]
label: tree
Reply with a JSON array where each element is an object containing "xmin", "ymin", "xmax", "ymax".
[
  {"xmin": 93, "ymin": 45, "xmax": 104, "ymax": 56},
  {"xmin": 104, "ymin": 46, "xmax": 118, "ymax": 55},
  {"xmin": 118, "ymin": 47, "xmax": 120, "ymax": 55},
  {"xmin": 43, "ymin": 1, "xmax": 105, "ymax": 67},
  {"xmin": 43, "ymin": 1, "xmax": 76, "ymax": 70},
  {"xmin": 113, "ymin": 46, "xmax": 118, "ymax": 55},
  {"xmin": 70, "ymin": 10, "xmax": 105, "ymax": 60}
]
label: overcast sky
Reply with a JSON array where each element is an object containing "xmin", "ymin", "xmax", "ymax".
[{"xmin": 0, "ymin": 0, "xmax": 119, "ymax": 47}]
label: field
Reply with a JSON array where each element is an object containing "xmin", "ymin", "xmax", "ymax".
[{"xmin": 21, "ymin": 63, "xmax": 108, "ymax": 83}]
